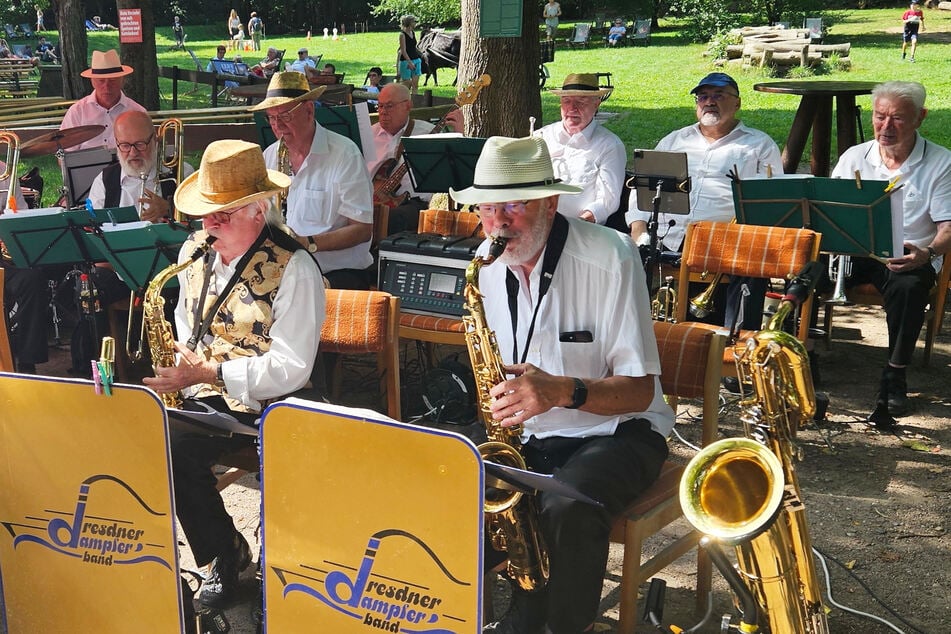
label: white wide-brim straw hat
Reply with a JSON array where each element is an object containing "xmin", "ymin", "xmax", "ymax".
[
  {"xmin": 174, "ymin": 140, "xmax": 291, "ymax": 217},
  {"xmin": 450, "ymin": 136, "xmax": 581, "ymax": 205},
  {"xmin": 549, "ymin": 73, "xmax": 613, "ymax": 102},
  {"xmin": 80, "ymin": 49, "xmax": 133, "ymax": 79},
  {"xmin": 247, "ymin": 71, "xmax": 327, "ymax": 111}
]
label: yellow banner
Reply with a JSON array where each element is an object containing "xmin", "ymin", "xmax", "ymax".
[
  {"xmin": 261, "ymin": 400, "xmax": 484, "ymax": 633},
  {"xmin": 0, "ymin": 374, "xmax": 184, "ymax": 632}
]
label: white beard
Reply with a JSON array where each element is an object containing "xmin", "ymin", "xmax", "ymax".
[{"xmin": 699, "ymin": 111, "xmax": 721, "ymax": 127}]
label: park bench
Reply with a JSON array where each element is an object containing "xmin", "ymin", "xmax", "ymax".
[{"xmin": 0, "ymin": 59, "xmax": 38, "ymax": 98}]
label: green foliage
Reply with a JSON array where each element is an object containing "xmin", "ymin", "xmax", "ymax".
[
  {"xmin": 786, "ymin": 64, "xmax": 816, "ymax": 79},
  {"xmin": 668, "ymin": 0, "xmax": 743, "ymax": 42},
  {"xmin": 705, "ymin": 29, "xmax": 742, "ymax": 61},
  {"xmin": 370, "ymin": 0, "xmax": 461, "ymax": 27}
]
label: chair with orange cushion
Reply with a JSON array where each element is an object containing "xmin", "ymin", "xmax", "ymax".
[
  {"xmin": 608, "ymin": 321, "xmax": 726, "ymax": 634},
  {"xmin": 675, "ymin": 221, "xmax": 822, "ymax": 377},
  {"xmin": 0, "ymin": 269, "xmax": 14, "ymax": 372}
]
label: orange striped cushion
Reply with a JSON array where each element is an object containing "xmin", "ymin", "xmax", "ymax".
[
  {"xmin": 320, "ymin": 289, "xmax": 390, "ymax": 354},
  {"xmin": 653, "ymin": 321, "xmax": 717, "ymax": 399},
  {"xmin": 683, "ymin": 221, "xmax": 817, "ymax": 280},
  {"xmin": 399, "ymin": 313, "xmax": 466, "ymax": 332},
  {"xmin": 418, "ymin": 209, "xmax": 484, "ymax": 238}
]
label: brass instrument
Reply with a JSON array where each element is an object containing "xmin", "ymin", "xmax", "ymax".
[
  {"xmin": 0, "ymin": 130, "xmax": 21, "ymax": 211},
  {"xmin": 651, "ymin": 275, "xmax": 677, "ymax": 322},
  {"xmin": 825, "ymin": 254, "xmax": 852, "ymax": 306},
  {"xmin": 679, "ymin": 263, "xmax": 829, "ymax": 633},
  {"xmin": 157, "ymin": 118, "xmax": 185, "ymax": 221},
  {"xmin": 463, "ymin": 236, "xmax": 550, "ymax": 592},
  {"xmin": 688, "ymin": 271, "xmax": 722, "ymax": 319},
  {"xmin": 143, "ymin": 238, "xmax": 217, "ymax": 409}
]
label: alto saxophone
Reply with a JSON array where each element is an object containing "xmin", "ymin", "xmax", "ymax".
[
  {"xmin": 143, "ymin": 238, "xmax": 217, "ymax": 409},
  {"xmin": 679, "ymin": 263, "xmax": 829, "ymax": 633},
  {"xmin": 463, "ymin": 236, "xmax": 550, "ymax": 592}
]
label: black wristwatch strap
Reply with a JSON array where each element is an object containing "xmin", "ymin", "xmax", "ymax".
[{"xmin": 566, "ymin": 377, "xmax": 588, "ymax": 409}]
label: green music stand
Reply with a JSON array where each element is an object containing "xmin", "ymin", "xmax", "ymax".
[
  {"xmin": 732, "ymin": 175, "xmax": 900, "ymax": 258},
  {"xmin": 86, "ymin": 220, "xmax": 196, "ymax": 292},
  {"xmin": 0, "ymin": 206, "xmax": 134, "ymax": 268},
  {"xmin": 401, "ymin": 135, "xmax": 487, "ymax": 194}
]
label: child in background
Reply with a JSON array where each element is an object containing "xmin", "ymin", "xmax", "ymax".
[{"xmin": 901, "ymin": 1, "xmax": 924, "ymax": 62}]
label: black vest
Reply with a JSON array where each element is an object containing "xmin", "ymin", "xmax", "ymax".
[{"xmin": 102, "ymin": 163, "xmax": 177, "ymax": 212}]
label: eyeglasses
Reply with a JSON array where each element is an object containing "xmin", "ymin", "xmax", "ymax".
[
  {"xmin": 266, "ymin": 101, "xmax": 305, "ymax": 124},
  {"xmin": 475, "ymin": 201, "xmax": 529, "ymax": 217},
  {"xmin": 203, "ymin": 208, "xmax": 243, "ymax": 225},
  {"xmin": 694, "ymin": 92, "xmax": 738, "ymax": 104},
  {"xmin": 376, "ymin": 99, "xmax": 409, "ymax": 112},
  {"xmin": 116, "ymin": 134, "xmax": 154, "ymax": 153}
]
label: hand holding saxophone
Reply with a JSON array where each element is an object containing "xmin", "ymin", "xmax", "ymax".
[
  {"xmin": 488, "ymin": 363, "xmax": 570, "ymax": 427},
  {"xmin": 142, "ymin": 342, "xmax": 216, "ymax": 394}
]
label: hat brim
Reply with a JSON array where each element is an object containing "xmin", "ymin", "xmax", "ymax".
[
  {"xmin": 449, "ymin": 182, "xmax": 582, "ymax": 206},
  {"xmin": 247, "ymin": 85, "xmax": 327, "ymax": 111},
  {"xmin": 80, "ymin": 65, "xmax": 133, "ymax": 79},
  {"xmin": 173, "ymin": 169, "xmax": 292, "ymax": 217},
  {"xmin": 550, "ymin": 87, "xmax": 613, "ymax": 102}
]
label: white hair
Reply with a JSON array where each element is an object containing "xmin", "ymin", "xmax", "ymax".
[{"xmin": 873, "ymin": 81, "xmax": 926, "ymax": 112}]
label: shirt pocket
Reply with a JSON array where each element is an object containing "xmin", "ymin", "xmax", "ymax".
[{"xmin": 552, "ymin": 339, "xmax": 605, "ymax": 379}]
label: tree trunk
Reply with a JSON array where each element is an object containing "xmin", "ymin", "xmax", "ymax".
[
  {"xmin": 459, "ymin": 0, "xmax": 541, "ymax": 138},
  {"xmin": 55, "ymin": 0, "xmax": 89, "ymax": 99},
  {"xmin": 118, "ymin": 0, "xmax": 160, "ymax": 110}
]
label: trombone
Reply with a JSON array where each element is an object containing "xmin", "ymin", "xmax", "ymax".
[
  {"xmin": 825, "ymin": 254, "xmax": 852, "ymax": 305},
  {"xmin": 0, "ymin": 130, "xmax": 21, "ymax": 212},
  {"xmin": 156, "ymin": 118, "xmax": 185, "ymax": 221}
]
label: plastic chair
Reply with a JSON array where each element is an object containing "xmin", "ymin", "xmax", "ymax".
[
  {"xmin": 609, "ymin": 321, "xmax": 726, "ymax": 633},
  {"xmin": 822, "ymin": 255, "xmax": 951, "ymax": 366},
  {"xmin": 0, "ymin": 269, "xmax": 14, "ymax": 372},
  {"xmin": 675, "ymin": 221, "xmax": 822, "ymax": 378}
]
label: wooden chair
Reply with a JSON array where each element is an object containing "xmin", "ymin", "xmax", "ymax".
[
  {"xmin": 675, "ymin": 221, "xmax": 822, "ymax": 378},
  {"xmin": 0, "ymin": 269, "xmax": 14, "ymax": 372},
  {"xmin": 609, "ymin": 321, "xmax": 726, "ymax": 634},
  {"xmin": 822, "ymin": 254, "xmax": 951, "ymax": 366},
  {"xmin": 216, "ymin": 289, "xmax": 402, "ymax": 490}
]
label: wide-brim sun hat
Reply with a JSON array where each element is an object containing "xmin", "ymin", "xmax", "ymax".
[
  {"xmin": 80, "ymin": 49, "xmax": 133, "ymax": 79},
  {"xmin": 450, "ymin": 136, "xmax": 581, "ymax": 205},
  {"xmin": 247, "ymin": 71, "xmax": 327, "ymax": 111},
  {"xmin": 174, "ymin": 140, "xmax": 291, "ymax": 217},
  {"xmin": 549, "ymin": 73, "xmax": 613, "ymax": 102}
]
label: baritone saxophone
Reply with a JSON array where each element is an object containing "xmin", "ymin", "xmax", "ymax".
[
  {"xmin": 463, "ymin": 235, "xmax": 550, "ymax": 592},
  {"xmin": 143, "ymin": 237, "xmax": 217, "ymax": 409}
]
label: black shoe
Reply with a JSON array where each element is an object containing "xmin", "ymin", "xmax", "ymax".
[
  {"xmin": 198, "ymin": 533, "xmax": 253, "ymax": 608},
  {"xmin": 885, "ymin": 367, "xmax": 908, "ymax": 417},
  {"xmin": 721, "ymin": 376, "xmax": 742, "ymax": 394},
  {"xmin": 483, "ymin": 586, "xmax": 546, "ymax": 634}
]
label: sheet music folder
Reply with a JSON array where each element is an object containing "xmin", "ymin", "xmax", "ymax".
[
  {"xmin": 86, "ymin": 219, "xmax": 195, "ymax": 291},
  {"xmin": 166, "ymin": 399, "xmax": 259, "ymax": 437},
  {"xmin": 484, "ymin": 460, "xmax": 604, "ymax": 507},
  {"xmin": 402, "ymin": 135, "xmax": 487, "ymax": 194},
  {"xmin": 629, "ymin": 149, "xmax": 691, "ymax": 215},
  {"xmin": 0, "ymin": 206, "xmax": 137, "ymax": 268},
  {"xmin": 732, "ymin": 176, "xmax": 901, "ymax": 258}
]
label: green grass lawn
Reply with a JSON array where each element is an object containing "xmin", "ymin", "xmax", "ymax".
[{"xmin": 70, "ymin": 9, "xmax": 951, "ymax": 178}]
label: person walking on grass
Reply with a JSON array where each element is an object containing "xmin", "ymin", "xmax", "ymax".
[{"xmin": 902, "ymin": 1, "xmax": 924, "ymax": 62}]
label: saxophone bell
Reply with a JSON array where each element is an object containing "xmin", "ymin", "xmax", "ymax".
[{"xmin": 688, "ymin": 271, "xmax": 722, "ymax": 319}]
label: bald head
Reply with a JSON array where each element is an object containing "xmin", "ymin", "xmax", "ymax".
[
  {"xmin": 378, "ymin": 83, "xmax": 413, "ymax": 135},
  {"xmin": 114, "ymin": 111, "xmax": 157, "ymax": 177}
]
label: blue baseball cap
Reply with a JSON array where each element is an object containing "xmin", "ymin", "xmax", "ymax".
[{"xmin": 690, "ymin": 72, "xmax": 740, "ymax": 95}]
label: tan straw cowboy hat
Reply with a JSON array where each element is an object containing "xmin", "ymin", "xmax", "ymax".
[
  {"xmin": 450, "ymin": 136, "xmax": 581, "ymax": 205},
  {"xmin": 549, "ymin": 73, "xmax": 613, "ymax": 102},
  {"xmin": 80, "ymin": 49, "xmax": 133, "ymax": 79},
  {"xmin": 247, "ymin": 71, "xmax": 327, "ymax": 111},
  {"xmin": 174, "ymin": 140, "xmax": 291, "ymax": 217}
]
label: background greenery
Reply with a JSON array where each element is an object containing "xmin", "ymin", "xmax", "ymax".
[{"xmin": 24, "ymin": 8, "xmax": 951, "ymax": 206}]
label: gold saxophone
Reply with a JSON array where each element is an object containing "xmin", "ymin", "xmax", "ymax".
[
  {"xmin": 143, "ymin": 238, "xmax": 217, "ymax": 409},
  {"xmin": 463, "ymin": 236, "xmax": 550, "ymax": 592},
  {"xmin": 679, "ymin": 265, "xmax": 829, "ymax": 633}
]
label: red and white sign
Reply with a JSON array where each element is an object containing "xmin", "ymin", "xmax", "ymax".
[{"xmin": 119, "ymin": 9, "xmax": 142, "ymax": 44}]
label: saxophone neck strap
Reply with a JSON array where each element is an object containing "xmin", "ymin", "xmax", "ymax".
[
  {"xmin": 186, "ymin": 231, "xmax": 268, "ymax": 351},
  {"xmin": 506, "ymin": 213, "xmax": 570, "ymax": 365}
]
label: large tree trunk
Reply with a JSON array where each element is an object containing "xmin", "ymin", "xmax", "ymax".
[
  {"xmin": 55, "ymin": 0, "xmax": 89, "ymax": 99},
  {"xmin": 459, "ymin": 0, "xmax": 542, "ymax": 138},
  {"xmin": 118, "ymin": 0, "xmax": 160, "ymax": 110}
]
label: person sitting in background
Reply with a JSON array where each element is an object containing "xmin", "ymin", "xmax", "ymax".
[
  {"xmin": 607, "ymin": 19, "xmax": 627, "ymax": 46},
  {"xmin": 207, "ymin": 45, "xmax": 239, "ymax": 92},
  {"xmin": 321, "ymin": 62, "xmax": 336, "ymax": 76},
  {"xmin": 361, "ymin": 66, "xmax": 384, "ymax": 110},
  {"xmin": 37, "ymin": 36, "xmax": 57, "ymax": 62},
  {"xmin": 92, "ymin": 16, "xmax": 117, "ymax": 30},
  {"xmin": 250, "ymin": 46, "xmax": 281, "ymax": 78},
  {"xmin": 287, "ymin": 47, "xmax": 318, "ymax": 82}
]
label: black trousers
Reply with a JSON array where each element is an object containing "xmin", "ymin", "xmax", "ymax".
[
  {"xmin": 685, "ymin": 276, "xmax": 769, "ymax": 332},
  {"xmin": 171, "ymin": 397, "xmax": 258, "ymax": 567},
  {"xmin": 2, "ymin": 264, "xmax": 48, "ymax": 365},
  {"xmin": 487, "ymin": 419, "xmax": 669, "ymax": 633},
  {"xmin": 847, "ymin": 257, "xmax": 936, "ymax": 366}
]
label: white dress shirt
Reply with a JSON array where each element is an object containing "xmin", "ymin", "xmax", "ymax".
[
  {"xmin": 263, "ymin": 124, "xmax": 374, "ymax": 273},
  {"xmin": 175, "ymin": 246, "xmax": 325, "ymax": 412},
  {"xmin": 535, "ymin": 119, "xmax": 627, "ymax": 224},
  {"xmin": 88, "ymin": 161, "xmax": 195, "ymax": 213},
  {"xmin": 368, "ymin": 118, "xmax": 435, "ymax": 200},
  {"xmin": 477, "ymin": 218, "xmax": 675, "ymax": 440},
  {"xmin": 832, "ymin": 133, "xmax": 951, "ymax": 272},
  {"xmin": 60, "ymin": 92, "xmax": 148, "ymax": 152},
  {"xmin": 287, "ymin": 57, "xmax": 316, "ymax": 74},
  {"xmin": 626, "ymin": 121, "xmax": 782, "ymax": 250}
]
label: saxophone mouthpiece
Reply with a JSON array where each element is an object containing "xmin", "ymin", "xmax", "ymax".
[{"xmin": 488, "ymin": 235, "xmax": 509, "ymax": 261}]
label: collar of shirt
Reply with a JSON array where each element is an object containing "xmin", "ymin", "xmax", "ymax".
[
  {"xmin": 687, "ymin": 120, "xmax": 750, "ymax": 147},
  {"xmin": 373, "ymin": 120, "xmax": 409, "ymax": 140},
  {"xmin": 867, "ymin": 133, "xmax": 925, "ymax": 171},
  {"xmin": 556, "ymin": 117, "xmax": 598, "ymax": 144}
]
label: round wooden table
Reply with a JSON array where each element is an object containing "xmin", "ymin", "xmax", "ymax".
[{"xmin": 754, "ymin": 80, "xmax": 879, "ymax": 176}]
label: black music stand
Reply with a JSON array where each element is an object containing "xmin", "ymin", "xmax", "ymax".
[
  {"xmin": 62, "ymin": 147, "xmax": 117, "ymax": 208},
  {"xmin": 401, "ymin": 135, "xmax": 487, "ymax": 195},
  {"xmin": 732, "ymin": 176, "xmax": 900, "ymax": 258},
  {"xmin": 628, "ymin": 150, "xmax": 691, "ymax": 291},
  {"xmin": 484, "ymin": 460, "xmax": 604, "ymax": 507}
]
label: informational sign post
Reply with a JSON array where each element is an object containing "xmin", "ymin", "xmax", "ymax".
[{"xmin": 119, "ymin": 9, "xmax": 143, "ymax": 44}]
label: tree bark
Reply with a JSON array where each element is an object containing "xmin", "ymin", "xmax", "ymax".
[
  {"xmin": 458, "ymin": 0, "xmax": 542, "ymax": 138},
  {"xmin": 117, "ymin": 0, "xmax": 160, "ymax": 110},
  {"xmin": 54, "ymin": 0, "xmax": 89, "ymax": 99}
]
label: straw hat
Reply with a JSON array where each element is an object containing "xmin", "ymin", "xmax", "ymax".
[
  {"xmin": 549, "ymin": 73, "xmax": 612, "ymax": 101},
  {"xmin": 247, "ymin": 72, "xmax": 327, "ymax": 111},
  {"xmin": 80, "ymin": 49, "xmax": 133, "ymax": 79},
  {"xmin": 173, "ymin": 140, "xmax": 291, "ymax": 217},
  {"xmin": 450, "ymin": 136, "xmax": 581, "ymax": 205}
]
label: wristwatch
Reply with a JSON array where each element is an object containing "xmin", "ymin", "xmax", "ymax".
[
  {"xmin": 566, "ymin": 377, "xmax": 588, "ymax": 409},
  {"xmin": 926, "ymin": 246, "xmax": 937, "ymax": 262},
  {"xmin": 215, "ymin": 363, "xmax": 226, "ymax": 389},
  {"xmin": 307, "ymin": 235, "xmax": 318, "ymax": 253}
]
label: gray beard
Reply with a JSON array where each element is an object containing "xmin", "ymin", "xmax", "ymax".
[{"xmin": 699, "ymin": 111, "xmax": 720, "ymax": 127}]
